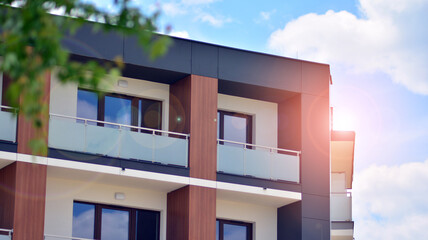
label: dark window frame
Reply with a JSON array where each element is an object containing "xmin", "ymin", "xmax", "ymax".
[
  {"xmin": 77, "ymin": 88, "xmax": 162, "ymax": 132},
  {"xmin": 216, "ymin": 219, "xmax": 253, "ymax": 240},
  {"xmin": 73, "ymin": 201, "xmax": 160, "ymax": 240},
  {"xmin": 217, "ymin": 110, "xmax": 253, "ymax": 145}
]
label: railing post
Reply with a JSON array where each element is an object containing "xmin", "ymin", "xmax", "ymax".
[
  {"xmin": 152, "ymin": 130, "xmax": 156, "ymax": 163},
  {"xmin": 117, "ymin": 125, "xmax": 122, "ymax": 158},
  {"xmin": 243, "ymin": 143, "xmax": 246, "ymax": 176},
  {"xmin": 84, "ymin": 119, "xmax": 87, "ymax": 152}
]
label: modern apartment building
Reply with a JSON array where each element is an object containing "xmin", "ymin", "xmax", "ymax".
[
  {"xmin": 331, "ymin": 131, "xmax": 355, "ymax": 240},
  {"xmin": 0, "ymin": 22, "xmax": 331, "ymax": 240}
]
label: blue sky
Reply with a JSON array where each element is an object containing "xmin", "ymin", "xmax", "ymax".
[{"xmin": 87, "ymin": 0, "xmax": 428, "ymax": 238}]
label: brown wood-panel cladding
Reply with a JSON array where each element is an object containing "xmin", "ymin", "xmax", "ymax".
[
  {"xmin": 17, "ymin": 71, "xmax": 51, "ymax": 155},
  {"xmin": 188, "ymin": 186, "xmax": 216, "ymax": 240},
  {"xmin": 167, "ymin": 186, "xmax": 190, "ymax": 240},
  {"xmin": 167, "ymin": 186, "xmax": 216, "ymax": 240},
  {"xmin": 0, "ymin": 162, "xmax": 47, "ymax": 240},
  {"xmin": 169, "ymin": 75, "xmax": 218, "ymax": 180},
  {"xmin": 169, "ymin": 76, "xmax": 191, "ymax": 134},
  {"xmin": 13, "ymin": 162, "xmax": 47, "ymax": 240},
  {"xmin": 189, "ymin": 75, "xmax": 218, "ymax": 180},
  {"xmin": 0, "ymin": 163, "xmax": 17, "ymax": 229}
]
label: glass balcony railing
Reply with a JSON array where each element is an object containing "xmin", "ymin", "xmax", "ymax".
[
  {"xmin": 48, "ymin": 114, "xmax": 189, "ymax": 167},
  {"xmin": 0, "ymin": 228, "xmax": 12, "ymax": 240},
  {"xmin": 0, "ymin": 106, "xmax": 17, "ymax": 143},
  {"xmin": 331, "ymin": 192, "xmax": 353, "ymax": 221},
  {"xmin": 44, "ymin": 234, "xmax": 94, "ymax": 240},
  {"xmin": 217, "ymin": 139, "xmax": 300, "ymax": 183}
]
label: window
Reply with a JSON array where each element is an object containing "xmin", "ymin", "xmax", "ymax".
[
  {"xmin": 77, "ymin": 89, "xmax": 162, "ymax": 131},
  {"xmin": 72, "ymin": 201, "xmax": 160, "ymax": 240},
  {"xmin": 1, "ymin": 73, "xmax": 11, "ymax": 107},
  {"xmin": 217, "ymin": 110, "xmax": 252, "ymax": 145},
  {"xmin": 216, "ymin": 219, "xmax": 253, "ymax": 240}
]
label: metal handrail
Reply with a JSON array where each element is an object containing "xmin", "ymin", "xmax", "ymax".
[
  {"xmin": 331, "ymin": 191, "xmax": 352, "ymax": 197},
  {"xmin": 0, "ymin": 228, "xmax": 12, "ymax": 236},
  {"xmin": 217, "ymin": 138, "xmax": 301, "ymax": 155},
  {"xmin": 44, "ymin": 234, "xmax": 94, "ymax": 240},
  {"xmin": 0, "ymin": 105, "xmax": 15, "ymax": 110},
  {"xmin": 50, "ymin": 113, "xmax": 189, "ymax": 138}
]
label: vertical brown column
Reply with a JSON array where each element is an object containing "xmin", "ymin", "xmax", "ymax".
[
  {"xmin": 0, "ymin": 72, "xmax": 50, "ymax": 239},
  {"xmin": 168, "ymin": 75, "xmax": 218, "ymax": 240}
]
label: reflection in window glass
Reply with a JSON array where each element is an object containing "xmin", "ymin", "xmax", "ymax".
[
  {"xmin": 224, "ymin": 115, "xmax": 248, "ymax": 144},
  {"xmin": 216, "ymin": 220, "xmax": 251, "ymax": 240},
  {"xmin": 104, "ymin": 96, "xmax": 132, "ymax": 128},
  {"xmin": 140, "ymin": 99, "xmax": 162, "ymax": 130},
  {"xmin": 223, "ymin": 224, "xmax": 247, "ymax": 240},
  {"xmin": 72, "ymin": 202, "xmax": 95, "ymax": 239},
  {"xmin": 136, "ymin": 210, "xmax": 160, "ymax": 240},
  {"xmin": 216, "ymin": 221, "xmax": 220, "ymax": 240},
  {"xmin": 101, "ymin": 208, "xmax": 129, "ymax": 240},
  {"xmin": 77, "ymin": 90, "xmax": 98, "ymax": 124}
]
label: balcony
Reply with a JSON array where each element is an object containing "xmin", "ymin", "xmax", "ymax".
[
  {"xmin": 217, "ymin": 139, "xmax": 300, "ymax": 183},
  {"xmin": 0, "ymin": 106, "xmax": 17, "ymax": 143},
  {"xmin": 0, "ymin": 228, "xmax": 12, "ymax": 240},
  {"xmin": 44, "ymin": 234, "xmax": 94, "ymax": 240},
  {"xmin": 331, "ymin": 192, "xmax": 352, "ymax": 221},
  {"xmin": 48, "ymin": 114, "xmax": 189, "ymax": 167}
]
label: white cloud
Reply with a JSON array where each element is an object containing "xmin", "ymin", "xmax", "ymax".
[
  {"xmin": 169, "ymin": 30, "xmax": 190, "ymax": 39},
  {"xmin": 353, "ymin": 160, "xmax": 428, "ymax": 239},
  {"xmin": 160, "ymin": 2, "xmax": 188, "ymax": 16},
  {"xmin": 196, "ymin": 12, "xmax": 231, "ymax": 27},
  {"xmin": 268, "ymin": 0, "xmax": 428, "ymax": 95},
  {"xmin": 181, "ymin": 0, "xmax": 217, "ymax": 5},
  {"xmin": 260, "ymin": 10, "xmax": 276, "ymax": 21}
]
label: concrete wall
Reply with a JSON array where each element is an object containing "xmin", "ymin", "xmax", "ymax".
[
  {"xmin": 44, "ymin": 175, "xmax": 167, "ymax": 240},
  {"xmin": 49, "ymin": 73, "xmax": 170, "ymax": 131},
  {"xmin": 217, "ymin": 199, "xmax": 277, "ymax": 240},
  {"xmin": 331, "ymin": 173, "xmax": 346, "ymax": 193},
  {"xmin": 218, "ymin": 94, "xmax": 278, "ymax": 148}
]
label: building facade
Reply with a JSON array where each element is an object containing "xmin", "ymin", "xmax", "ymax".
[
  {"xmin": 0, "ymin": 23, "xmax": 331, "ymax": 240},
  {"xmin": 331, "ymin": 131, "xmax": 355, "ymax": 240}
]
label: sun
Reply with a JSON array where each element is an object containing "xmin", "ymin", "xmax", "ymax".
[{"xmin": 333, "ymin": 110, "xmax": 356, "ymax": 131}]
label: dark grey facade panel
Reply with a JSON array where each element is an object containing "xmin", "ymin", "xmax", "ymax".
[
  {"xmin": 302, "ymin": 218, "xmax": 330, "ymax": 240},
  {"xmin": 0, "ymin": 141, "xmax": 17, "ymax": 153},
  {"xmin": 217, "ymin": 173, "xmax": 301, "ymax": 192},
  {"xmin": 124, "ymin": 36, "xmax": 192, "ymax": 74},
  {"xmin": 218, "ymin": 79, "xmax": 298, "ymax": 103},
  {"xmin": 277, "ymin": 201, "xmax": 302, "ymax": 240},
  {"xmin": 63, "ymin": 24, "xmax": 124, "ymax": 61},
  {"xmin": 58, "ymin": 21, "xmax": 332, "ymax": 94},
  {"xmin": 191, "ymin": 42, "xmax": 218, "ymax": 78},
  {"xmin": 331, "ymin": 221, "xmax": 354, "ymax": 230},
  {"xmin": 301, "ymin": 94, "xmax": 330, "ymax": 197},
  {"xmin": 218, "ymin": 48, "xmax": 302, "ymax": 92},
  {"xmin": 48, "ymin": 148, "xmax": 190, "ymax": 177},
  {"xmin": 122, "ymin": 63, "xmax": 189, "ymax": 84},
  {"xmin": 301, "ymin": 194, "xmax": 330, "ymax": 221}
]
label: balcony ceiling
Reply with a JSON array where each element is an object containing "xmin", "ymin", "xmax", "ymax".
[{"xmin": 331, "ymin": 131, "xmax": 355, "ymax": 189}]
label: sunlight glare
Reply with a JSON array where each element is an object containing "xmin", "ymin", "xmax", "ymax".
[{"xmin": 333, "ymin": 111, "xmax": 356, "ymax": 131}]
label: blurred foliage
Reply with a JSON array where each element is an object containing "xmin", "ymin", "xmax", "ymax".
[{"xmin": 0, "ymin": 0, "xmax": 171, "ymax": 155}]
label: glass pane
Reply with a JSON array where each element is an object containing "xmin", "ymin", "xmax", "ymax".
[
  {"xmin": 217, "ymin": 112, "xmax": 220, "ymax": 139},
  {"xmin": 135, "ymin": 210, "xmax": 160, "ymax": 240},
  {"xmin": 224, "ymin": 223, "xmax": 247, "ymax": 240},
  {"xmin": 77, "ymin": 90, "xmax": 98, "ymax": 124},
  {"xmin": 101, "ymin": 208, "xmax": 129, "ymax": 240},
  {"xmin": 216, "ymin": 221, "xmax": 219, "ymax": 240},
  {"xmin": 105, "ymin": 95, "xmax": 132, "ymax": 128},
  {"xmin": 224, "ymin": 114, "xmax": 247, "ymax": 145},
  {"xmin": 140, "ymin": 99, "xmax": 162, "ymax": 130},
  {"xmin": 72, "ymin": 202, "xmax": 95, "ymax": 239}
]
